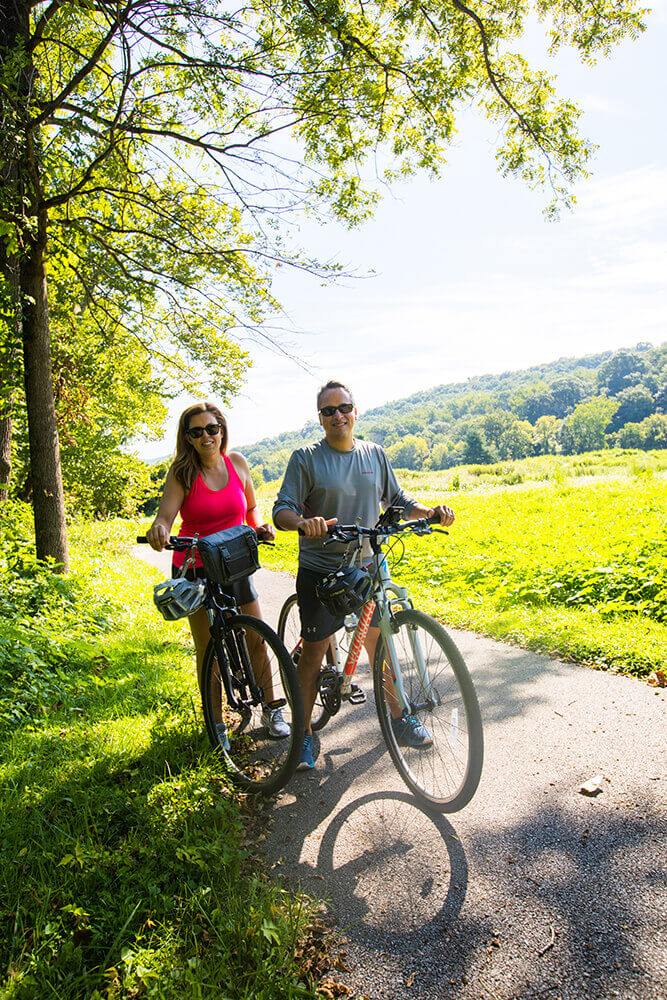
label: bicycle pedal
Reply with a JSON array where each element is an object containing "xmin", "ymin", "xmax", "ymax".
[{"xmin": 344, "ymin": 684, "xmax": 366, "ymax": 705}]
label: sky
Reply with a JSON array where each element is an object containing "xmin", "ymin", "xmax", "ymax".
[{"xmin": 140, "ymin": 3, "xmax": 667, "ymax": 458}]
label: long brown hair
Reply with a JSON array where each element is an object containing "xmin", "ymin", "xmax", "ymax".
[{"xmin": 170, "ymin": 402, "xmax": 228, "ymax": 491}]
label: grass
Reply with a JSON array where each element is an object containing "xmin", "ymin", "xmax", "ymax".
[
  {"xmin": 257, "ymin": 449, "xmax": 667, "ymax": 677},
  {"xmin": 0, "ymin": 513, "xmax": 320, "ymax": 1000}
]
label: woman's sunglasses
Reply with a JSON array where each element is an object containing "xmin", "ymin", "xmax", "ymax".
[
  {"xmin": 319, "ymin": 403, "xmax": 354, "ymax": 417},
  {"xmin": 186, "ymin": 423, "xmax": 222, "ymax": 439}
]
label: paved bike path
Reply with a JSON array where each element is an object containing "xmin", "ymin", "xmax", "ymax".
[{"xmin": 135, "ymin": 550, "xmax": 666, "ymax": 1000}]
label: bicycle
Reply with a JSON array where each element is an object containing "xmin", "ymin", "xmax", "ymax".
[
  {"xmin": 138, "ymin": 533, "xmax": 305, "ymax": 795},
  {"xmin": 277, "ymin": 512, "xmax": 483, "ymax": 812}
]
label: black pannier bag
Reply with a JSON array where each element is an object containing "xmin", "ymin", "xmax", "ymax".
[{"xmin": 198, "ymin": 525, "xmax": 260, "ymax": 585}]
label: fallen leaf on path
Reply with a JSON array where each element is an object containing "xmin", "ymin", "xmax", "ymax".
[{"xmin": 647, "ymin": 669, "xmax": 667, "ymax": 687}]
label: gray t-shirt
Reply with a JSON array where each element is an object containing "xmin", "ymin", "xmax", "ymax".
[{"xmin": 272, "ymin": 438, "xmax": 416, "ymax": 572}]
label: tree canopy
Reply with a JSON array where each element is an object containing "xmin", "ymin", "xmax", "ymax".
[
  {"xmin": 242, "ymin": 344, "xmax": 667, "ymax": 478},
  {"xmin": 0, "ymin": 0, "xmax": 648, "ymax": 562}
]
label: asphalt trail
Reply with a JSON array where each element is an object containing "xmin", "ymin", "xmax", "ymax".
[{"xmin": 136, "ymin": 549, "xmax": 666, "ymax": 1000}]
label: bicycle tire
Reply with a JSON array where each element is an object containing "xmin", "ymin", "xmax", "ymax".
[
  {"xmin": 277, "ymin": 593, "xmax": 341, "ymax": 732},
  {"xmin": 373, "ymin": 609, "xmax": 483, "ymax": 812},
  {"xmin": 202, "ymin": 615, "xmax": 305, "ymax": 795}
]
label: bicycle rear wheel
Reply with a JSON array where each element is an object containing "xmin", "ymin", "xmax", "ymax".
[
  {"xmin": 373, "ymin": 610, "xmax": 483, "ymax": 812},
  {"xmin": 277, "ymin": 593, "xmax": 343, "ymax": 732},
  {"xmin": 202, "ymin": 615, "xmax": 304, "ymax": 795}
]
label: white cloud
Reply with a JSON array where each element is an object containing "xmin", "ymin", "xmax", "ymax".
[{"xmin": 576, "ymin": 166, "xmax": 667, "ymax": 233}]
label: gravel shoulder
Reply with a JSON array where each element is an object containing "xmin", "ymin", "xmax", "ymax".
[{"xmin": 135, "ymin": 549, "xmax": 667, "ymax": 1000}]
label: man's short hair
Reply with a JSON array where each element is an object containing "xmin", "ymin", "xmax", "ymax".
[{"xmin": 317, "ymin": 380, "xmax": 355, "ymax": 410}]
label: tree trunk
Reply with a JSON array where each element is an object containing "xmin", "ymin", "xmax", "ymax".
[
  {"xmin": 20, "ymin": 210, "xmax": 69, "ymax": 571},
  {"xmin": 0, "ymin": 247, "xmax": 20, "ymax": 501},
  {"xmin": 0, "ymin": 414, "xmax": 11, "ymax": 500},
  {"xmin": 2, "ymin": 0, "xmax": 69, "ymax": 569}
]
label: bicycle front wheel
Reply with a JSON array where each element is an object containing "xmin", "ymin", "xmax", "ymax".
[
  {"xmin": 277, "ymin": 593, "xmax": 339, "ymax": 732},
  {"xmin": 202, "ymin": 615, "xmax": 305, "ymax": 795},
  {"xmin": 373, "ymin": 610, "xmax": 483, "ymax": 812}
]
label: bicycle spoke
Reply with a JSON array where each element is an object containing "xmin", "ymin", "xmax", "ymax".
[
  {"xmin": 374, "ymin": 610, "xmax": 483, "ymax": 811},
  {"xmin": 202, "ymin": 617, "xmax": 304, "ymax": 794}
]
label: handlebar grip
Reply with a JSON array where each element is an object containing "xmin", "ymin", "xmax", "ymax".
[
  {"xmin": 136, "ymin": 535, "xmax": 148, "ymax": 543},
  {"xmin": 427, "ymin": 514, "xmax": 441, "ymax": 525}
]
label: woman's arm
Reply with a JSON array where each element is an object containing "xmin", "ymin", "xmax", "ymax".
[
  {"xmin": 229, "ymin": 452, "xmax": 276, "ymax": 541},
  {"xmin": 146, "ymin": 470, "xmax": 186, "ymax": 550}
]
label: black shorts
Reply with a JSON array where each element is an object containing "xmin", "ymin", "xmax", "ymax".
[
  {"xmin": 296, "ymin": 566, "xmax": 378, "ymax": 642},
  {"xmin": 173, "ymin": 563, "xmax": 258, "ymax": 608}
]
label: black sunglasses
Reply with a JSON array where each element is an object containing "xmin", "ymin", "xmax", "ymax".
[
  {"xmin": 186, "ymin": 423, "xmax": 222, "ymax": 439},
  {"xmin": 319, "ymin": 403, "xmax": 354, "ymax": 417}
]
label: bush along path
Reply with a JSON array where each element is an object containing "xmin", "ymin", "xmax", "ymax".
[{"xmin": 0, "ymin": 507, "xmax": 324, "ymax": 1000}]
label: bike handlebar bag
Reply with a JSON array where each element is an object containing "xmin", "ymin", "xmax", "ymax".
[{"xmin": 198, "ymin": 525, "xmax": 260, "ymax": 584}]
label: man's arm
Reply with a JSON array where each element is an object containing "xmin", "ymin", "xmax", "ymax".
[
  {"xmin": 272, "ymin": 448, "xmax": 337, "ymax": 537},
  {"xmin": 404, "ymin": 501, "xmax": 455, "ymax": 527},
  {"xmin": 379, "ymin": 449, "xmax": 455, "ymax": 527}
]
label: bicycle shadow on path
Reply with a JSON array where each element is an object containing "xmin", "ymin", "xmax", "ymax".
[{"xmin": 263, "ymin": 626, "xmax": 665, "ymax": 1000}]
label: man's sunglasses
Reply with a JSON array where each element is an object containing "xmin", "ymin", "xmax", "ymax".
[
  {"xmin": 319, "ymin": 403, "xmax": 354, "ymax": 417},
  {"xmin": 186, "ymin": 423, "xmax": 222, "ymax": 439}
]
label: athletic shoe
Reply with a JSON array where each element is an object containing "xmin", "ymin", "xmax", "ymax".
[
  {"xmin": 391, "ymin": 712, "xmax": 433, "ymax": 749},
  {"xmin": 296, "ymin": 733, "xmax": 314, "ymax": 770},
  {"xmin": 261, "ymin": 706, "xmax": 290, "ymax": 738},
  {"xmin": 215, "ymin": 722, "xmax": 230, "ymax": 752}
]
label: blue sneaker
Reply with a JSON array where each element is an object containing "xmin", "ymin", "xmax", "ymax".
[
  {"xmin": 297, "ymin": 733, "xmax": 314, "ymax": 770},
  {"xmin": 215, "ymin": 722, "xmax": 230, "ymax": 752},
  {"xmin": 391, "ymin": 713, "xmax": 433, "ymax": 749}
]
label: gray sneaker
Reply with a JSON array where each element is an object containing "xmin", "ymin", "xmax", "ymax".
[
  {"xmin": 261, "ymin": 705, "xmax": 290, "ymax": 738},
  {"xmin": 391, "ymin": 712, "xmax": 433, "ymax": 749}
]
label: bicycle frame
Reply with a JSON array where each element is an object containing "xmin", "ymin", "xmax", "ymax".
[{"xmin": 331, "ymin": 544, "xmax": 431, "ymax": 716}]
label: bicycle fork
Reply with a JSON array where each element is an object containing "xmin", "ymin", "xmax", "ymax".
[{"xmin": 375, "ymin": 569, "xmax": 438, "ymax": 716}]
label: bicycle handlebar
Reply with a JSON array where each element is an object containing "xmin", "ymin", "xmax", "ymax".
[
  {"xmin": 323, "ymin": 515, "xmax": 445, "ymax": 545},
  {"xmin": 136, "ymin": 533, "xmax": 275, "ymax": 549}
]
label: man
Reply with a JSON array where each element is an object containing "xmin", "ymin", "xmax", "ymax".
[{"xmin": 273, "ymin": 380, "xmax": 455, "ymax": 769}]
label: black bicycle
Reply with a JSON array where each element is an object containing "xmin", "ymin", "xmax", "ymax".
[{"xmin": 138, "ymin": 531, "xmax": 305, "ymax": 795}]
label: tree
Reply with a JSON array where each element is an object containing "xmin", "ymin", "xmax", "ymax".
[
  {"xmin": 462, "ymin": 426, "xmax": 499, "ymax": 465},
  {"xmin": 550, "ymin": 375, "xmax": 588, "ymax": 418},
  {"xmin": 617, "ymin": 414, "xmax": 667, "ymax": 450},
  {"xmin": 1, "ymin": 0, "xmax": 647, "ymax": 565},
  {"xmin": 560, "ymin": 397, "xmax": 619, "ymax": 455},
  {"xmin": 532, "ymin": 414, "xmax": 561, "ymax": 455},
  {"xmin": 512, "ymin": 382, "xmax": 555, "ymax": 423},
  {"xmin": 609, "ymin": 384, "xmax": 655, "ymax": 433},
  {"xmin": 386, "ymin": 434, "xmax": 430, "ymax": 470},
  {"xmin": 499, "ymin": 419, "xmax": 532, "ymax": 460},
  {"xmin": 597, "ymin": 350, "xmax": 647, "ymax": 396}
]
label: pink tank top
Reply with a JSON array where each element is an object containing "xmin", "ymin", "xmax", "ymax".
[{"xmin": 173, "ymin": 454, "xmax": 247, "ymax": 570}]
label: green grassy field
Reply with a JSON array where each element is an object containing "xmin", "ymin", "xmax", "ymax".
[
  {"xmin": 0, "ymin": 511, "xmax": 321, "ymax": 1000},
  {"xmin": 1, "ymin": 448, "xmax": 663, "ymax": 995},
  {"xmin": 257, "ymin": 450, "xmax": 667, "ymax": 677}
]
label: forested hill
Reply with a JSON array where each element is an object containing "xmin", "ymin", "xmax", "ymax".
[{"xmin": 242, "ymin": 343, "xmax": 667, "ymax": 482}]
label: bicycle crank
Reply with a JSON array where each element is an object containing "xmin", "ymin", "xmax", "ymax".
[{"xmin": 318, "ymin": 668, "xmax": 342, "ymax": 715}]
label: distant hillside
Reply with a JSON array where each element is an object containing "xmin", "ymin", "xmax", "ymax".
[{"xmin": 241, "ymin": 343, "xmax": 667, "ymax": 482}]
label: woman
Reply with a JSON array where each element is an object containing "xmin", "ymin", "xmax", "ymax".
[{"xmin": 147, "ymin": 401, "xmax": 289, "ymax": 738}]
